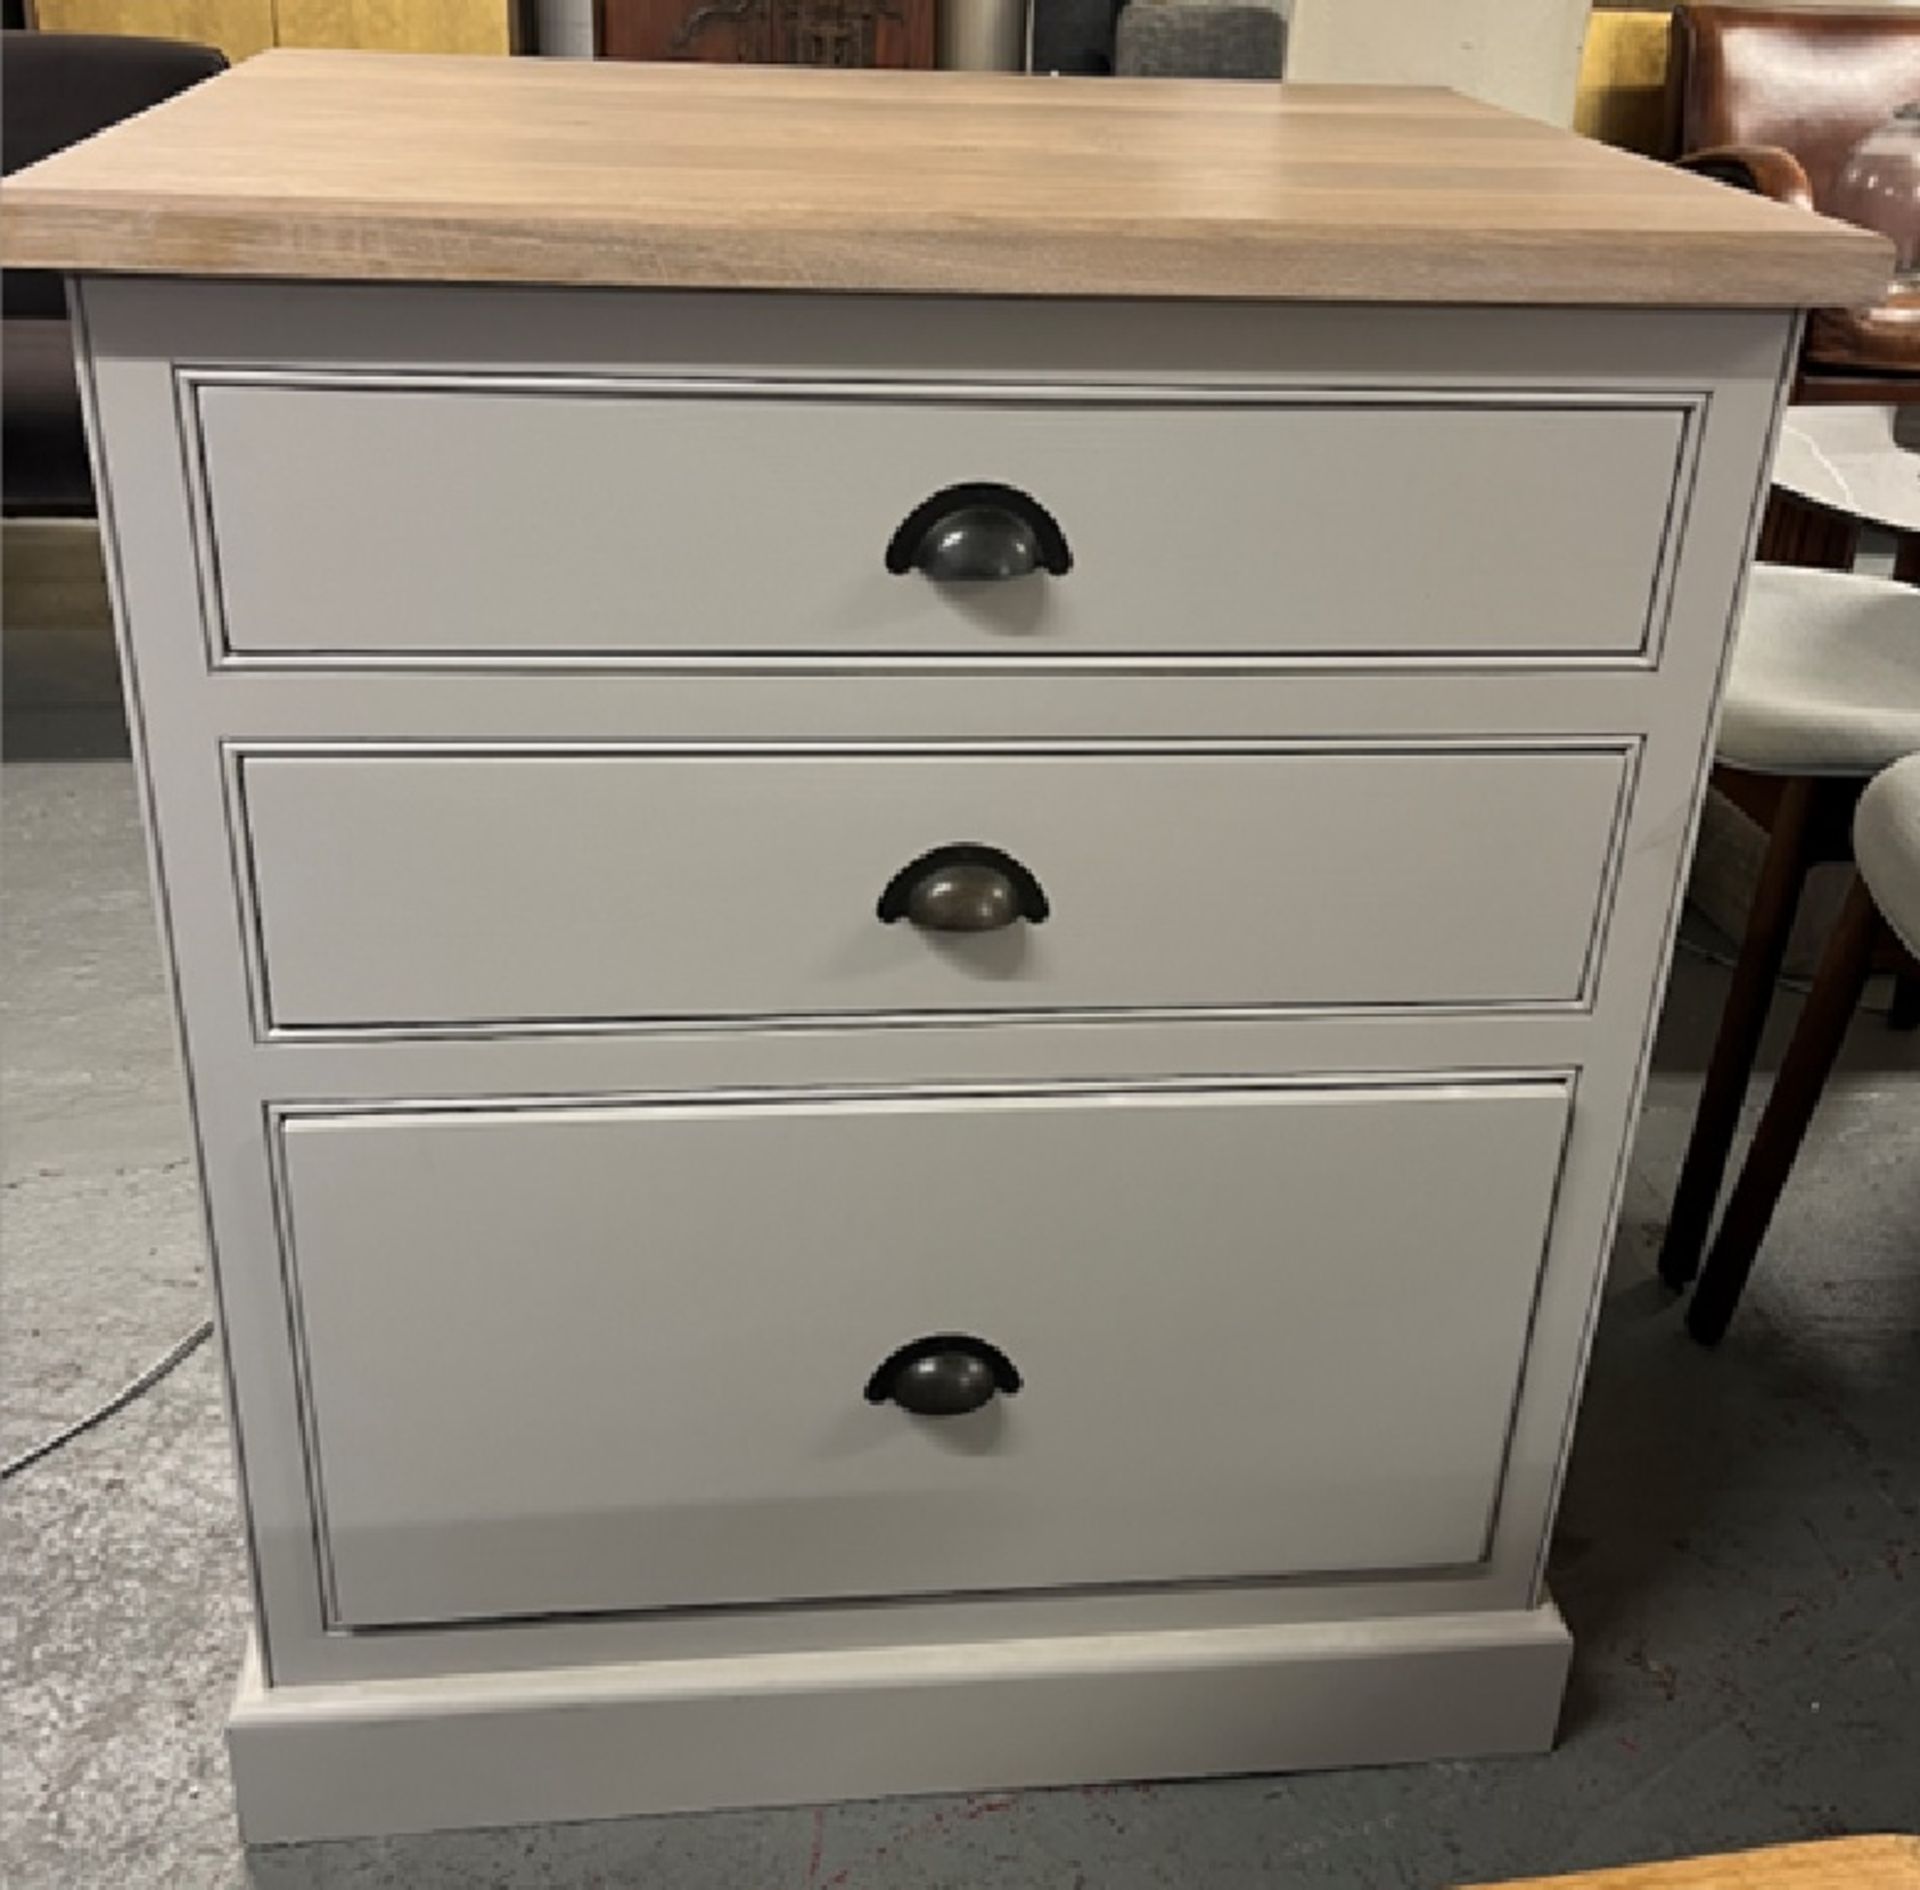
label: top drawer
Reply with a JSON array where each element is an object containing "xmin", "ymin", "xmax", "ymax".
[{"xmin": 184, "ymin": 376, "xmax": 1691, "ymax": 666}]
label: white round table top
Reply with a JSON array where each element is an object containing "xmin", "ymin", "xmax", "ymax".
[{"xmin": 1771, "ymin": 404, "xmax": 1920, "ymax": 534}]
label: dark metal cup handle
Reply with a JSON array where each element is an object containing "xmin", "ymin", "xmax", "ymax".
[
  {"xmin": 885, "ymin": 482, "xmax": 1072, "ymax": 582},
  {"xmin": 865, "ymin": 1336, "xmax": 1022, "ymax": 1417},
  {"xmin": 876, "ymin": 844, "xmax": 1050, "ymax": 932}
]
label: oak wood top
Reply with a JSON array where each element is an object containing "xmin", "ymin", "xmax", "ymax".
[
  {"xmin": 1468, "ymin": 1838, "xmax": 1920, "ymax": 1890},
  {"xmin": 0, "ymin": 51, "xmax": 1890, "ymax": 306}
]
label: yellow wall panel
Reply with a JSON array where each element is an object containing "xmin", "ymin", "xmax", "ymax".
[
  {"xmin": 1575, "ymin": 10, "xmax": 1674, "ymax": 156},
  {"xmin": 271, "ymin": 0, "xmax": 520, "ymax": 54},
  {"xmin": 30, "ymin": 0, "xmax": 275, "ymax": 61}
]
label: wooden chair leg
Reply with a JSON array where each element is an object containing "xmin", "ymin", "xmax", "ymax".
[
  {"xmin": 1757, "ymin": 488, "xmax": 1861, "ymax": 571},
  {"xmin": 1894, "ymin": 526, "xmax": 1920, "ymax": 588},
  {"xmin": 1889, "ymin": 969, "xmax": 1920, "ymax": 1032},
  {"xmin": 1658, "ymin": 776, "xmax": 1823, "ymax": 1289},
  {"xmin": 1687, "ymin": 877, "xmax": 1886, "ymax": 1346}
]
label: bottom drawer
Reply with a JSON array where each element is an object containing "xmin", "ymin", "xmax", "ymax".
[{"xmin": 277, "ymin": 1074, "xmax": 1572, "ymax": 1630}]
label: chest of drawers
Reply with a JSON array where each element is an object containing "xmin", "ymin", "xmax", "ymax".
[{"xmin": 1, "ymin": 54, "xmax": 1887, "ymax": 1845}]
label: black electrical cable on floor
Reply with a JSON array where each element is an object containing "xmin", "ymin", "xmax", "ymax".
[{"xmin": 0, "ymin": 1320, "xmax": 215, "ymax": 1482}]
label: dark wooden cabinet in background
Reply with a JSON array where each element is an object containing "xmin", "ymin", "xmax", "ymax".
[{"xmin": 597, "ymin": 0, "xmax": 933, "ymax": 65}]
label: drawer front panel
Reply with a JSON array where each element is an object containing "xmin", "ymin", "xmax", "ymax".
[
  {"xmin": 280, "ymin": 1077, "xmax": 1570, "ymax": 1629},
  {"xmin": 190, "ymin": 378, "xmax": 1688, "ymax": 663},
  {"xmin": 237, "ymin": 744, "xmax": 1631, "ymax": 1032}
]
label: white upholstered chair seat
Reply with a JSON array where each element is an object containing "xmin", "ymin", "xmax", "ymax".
[
  {"xmin": 1718, "ymin": 564, "xmax": 1920, "ymax": 778},
  {"xmin": 1855, "ymin": 753, "xmax": 1920, "ymax": 958}
]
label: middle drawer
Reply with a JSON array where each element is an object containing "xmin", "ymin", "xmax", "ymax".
[{"xmin": 234, "ymin": 743, "xmax": 1631, "ymax": 1033}]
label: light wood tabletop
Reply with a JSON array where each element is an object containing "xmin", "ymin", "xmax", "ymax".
[
  {"xmin": 0, "ymin": 51, "xmax": 1890, "ymax": 305},
  {"xmin": 1470, "ymin": 1838, "xmax": 1920, "ymax": 1890}
]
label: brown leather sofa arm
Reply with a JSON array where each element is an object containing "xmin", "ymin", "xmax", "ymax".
[{"xmin": 1677, "ymin": 143, "xmax": 1816, "ymax": 213}]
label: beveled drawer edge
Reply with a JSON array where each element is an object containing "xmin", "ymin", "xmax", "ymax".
[
  {"xmin": 172, "ymin": 366, "xmax": 1706, "ymax": 677},
  {"xmin": 261, "ymin": 1068, "xmax": 1575, "ymax": 1637},
  {"xmin": 219, "ymin": 735, "xmax": 1642, "ymax": 1046}
]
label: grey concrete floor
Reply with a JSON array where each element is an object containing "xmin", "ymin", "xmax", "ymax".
[{"xmin": 4, "ymin": 613, "xmax": 1918, "ymax": 1888}]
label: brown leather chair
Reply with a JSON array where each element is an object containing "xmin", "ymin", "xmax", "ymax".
[
  {"xmin": 1670, "ymin": 3, "xmax": 1920, "ymax": 402},
  {"xmin": 2, "ymin": 30, "xmax": 225, "ymax": 517}
]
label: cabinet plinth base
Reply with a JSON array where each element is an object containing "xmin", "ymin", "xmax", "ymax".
[{"xmin": 230, "ymin": 1600, "xmax": 1573, "ymax": 1844}]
